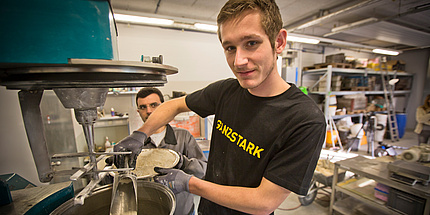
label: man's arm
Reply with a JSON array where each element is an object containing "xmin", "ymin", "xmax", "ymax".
[
  {"xmin": 138, "ymin": 96, "xmax": 191, "ymax": 136},
  {"xmin": 189, "ymin": 176, "xmax": 291, "ymax": 215},
  {"xmin": 180, "ymin": 134, "xmax": 207, "ymax": 179}
]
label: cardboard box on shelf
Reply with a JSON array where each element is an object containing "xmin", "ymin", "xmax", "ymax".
[
  {"xmin": 319, "ymin": 85, "xmax": 341, "ymax": 92},
  {"xmin": 367, "ymin": 58, "xmax": 380, "ymax": 71},
  {"xmin": 354, "ymin": 58, "xmax": 368, "ymax": 68},
  {"xmin": 318, "ymin": 75, "xmax": 342, "ymax": 92},
  {"xmin": 385, "ymin": 60, "xmax": 406, "ymax": 72},
  {"xmin": 394, "ymin": 78, "xmax": 411, "ymax": 90},
  {"xmin": 337, "ymin": 94, "xmax": 368, "ymax": 112},
  {"xmin": 325, "ymin": 53, "xmax": 345, "ymax": 63},
  {"xmin": 341, "ymin": 76, "xmax": 375, "ymax": 90}
]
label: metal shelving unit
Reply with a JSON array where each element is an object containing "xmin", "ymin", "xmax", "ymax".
[
  {"xmin": 301, "ymin": 65, "xmax": 414, "ymax": 119},
  {"xmin": 329, "ymin": 156, "xmax": 430, "ymax": 215}
]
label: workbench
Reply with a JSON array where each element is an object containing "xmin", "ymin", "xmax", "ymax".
[{"xmin": 329, "ymin": 156, "xmax": 430, "ymax": 215}]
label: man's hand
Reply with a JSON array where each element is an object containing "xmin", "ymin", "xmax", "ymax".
[
  {"xmin": 174, "ymin": 152, "xmax": 184, "ymax": 169},
  {"xmin": 154, "ymin": 167, "xmax": 192, "ymax": 194},
  {"xmin": 113, "ymin": 131, "xmax": 147, "ymax": 168}
]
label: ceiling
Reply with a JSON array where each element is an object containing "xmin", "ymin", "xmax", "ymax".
[{"xmin": 110, "ymin": 0, "xmax": 430, "ymax": 52}]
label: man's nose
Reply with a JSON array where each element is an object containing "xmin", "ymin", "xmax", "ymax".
[
  {"xmin": 146, "ymin": 106, "xmax": 156, "ymax": 113},
  {"xmin": 234, "ymin": 48, "xmax": 249, "ymax": 67}
]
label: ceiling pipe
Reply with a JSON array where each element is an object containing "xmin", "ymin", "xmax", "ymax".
[
  {"xmin": 288, "ymin": 33, "xmax": 402, "ymax": 54},
  {"xmin": 285, "ymin": 0, "xmax": 381, "ymax": 32},
  {"xmin": 324, "ymin": 18, "xmax": 379, "ymax": 37},
  {"xmin": 324, "ymin": 3, "xmax": 430, "ymax": 37}
]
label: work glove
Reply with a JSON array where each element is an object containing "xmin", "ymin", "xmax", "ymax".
[
  {"xmin": 154, "ymin": 167, "xmax": 192, "ymax": 194},
  {"xmin": 174, "ymin": 152, "xmax": 185, "ymax": 169},
  {"xmin": 114, "ymin": 131, "xmax": 147, "ymax": 169}
]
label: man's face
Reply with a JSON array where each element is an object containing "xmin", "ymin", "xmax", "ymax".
[
  {"xmin": 220, "ymin": 10, "xmax": 278, "ymax": 91},
  {"xmin": 137, "ymin": 93, "xmax": 161, "ymax": 122}
]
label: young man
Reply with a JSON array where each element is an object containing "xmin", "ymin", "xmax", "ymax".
[
  {"xmin": 115, "ymin": 0, "xmax": 326, "ymax": 214},
  {"xmin": 134, "ymin": 87, "xmax": 207, "ymax": 215}
]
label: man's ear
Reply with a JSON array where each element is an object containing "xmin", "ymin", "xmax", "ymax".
[{"xmin": 275, "ymin": 29, "xmax": 287, "ymax": 54}]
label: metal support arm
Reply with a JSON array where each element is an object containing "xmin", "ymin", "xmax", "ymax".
[{"xmin": 18, "ymin": 90, "xmax": 53, "ymax": 183}]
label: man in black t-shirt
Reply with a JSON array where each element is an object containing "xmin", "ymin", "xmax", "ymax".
[{"xmin": 114, "ymin": 0, "xmax": 326, "ymax": 214}]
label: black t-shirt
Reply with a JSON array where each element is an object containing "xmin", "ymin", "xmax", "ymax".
[{"xmin": 186, "ymin": 78, "xmax": 326, "ymax": 215}]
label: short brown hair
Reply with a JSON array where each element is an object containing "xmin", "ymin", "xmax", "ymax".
[
  {"xmin": 136, "ymin": 87, "xmax": 164, "ymax": 106},
  {"xmin": 217, "ymin": 0, "xmax": 283, "ymax": 49}
]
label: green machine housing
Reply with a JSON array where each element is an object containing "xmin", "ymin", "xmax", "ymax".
[{"xmin": 0, "ymin": 0, "xmax": 117, "ymax": 64}]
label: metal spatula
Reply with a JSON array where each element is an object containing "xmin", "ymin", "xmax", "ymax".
[{"xmin": 110, "ymin": 157, "xmax": 138, "ymax": 215}]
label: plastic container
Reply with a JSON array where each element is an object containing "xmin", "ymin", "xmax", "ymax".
[
  {"xmin": 104, "ymin": 136, "xmax": 111, "ymax": 150},
  {"xmin": 329, "ymin": 95, "xmax": 337, "ymax": 106},
  {"xmin": 326, "ymin": 130, "xmax": 338, "ymax": 146},
  {"xmin": 396, "ymin": 113, "xmax": 407, "ymax": 139},
  {"xmin": 328, "ymin": 106, "xmax": 337, "ymax": 116},
  {"xmin": 375, "ymin": 114, "xmax": 387, "ymax": 142}
]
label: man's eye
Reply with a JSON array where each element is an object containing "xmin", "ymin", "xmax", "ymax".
[
  {"xmin": 247, "ymin": 41, "xmax": 257, "ymax": 46},
  {"xmin": 225, "ymin": 46, "xmax": 236, "ymax": 52}
]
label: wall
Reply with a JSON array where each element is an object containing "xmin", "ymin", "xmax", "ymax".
[
  {"xmin": 116, "ymin": 23, "xmax": 233, "ymax": 96},
  {"xmin": 0, "ymin": 88, "xmax": 46, "ymax": 186},
  {"xmin": 393, "ymin": 48, "xmax": 430, "ymax": 129}
]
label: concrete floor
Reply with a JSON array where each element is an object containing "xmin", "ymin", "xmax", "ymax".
[{"xmin": 194, "ymin": 129, "xmax": 419, "ymax": 215}]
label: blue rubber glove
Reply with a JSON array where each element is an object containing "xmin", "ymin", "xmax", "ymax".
[
  {"xmin": 154, "ymin": 167, "xmax": 192, "ymax": 194},
  {"xmin": 114, "ymin": 131, "xmax": 147, "ymax": 169}
]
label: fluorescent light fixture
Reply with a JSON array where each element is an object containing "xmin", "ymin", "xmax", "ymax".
[
  {"xmin": 194, "ymin": 23, "xmax": 218, "ymax": 32},
  {"xmin": 287, "ymin": 36, "xmax": 319, "ymax": 44},
  {"xmin": 372, "ymin": 49, "xmax": 399, "ymax": 56},
  {"xmin": 114, "ymin": 14, "xmax": 174, "ymax": 26}
]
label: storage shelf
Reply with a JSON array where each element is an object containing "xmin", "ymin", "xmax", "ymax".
[
  {"xmin": 329, "ymin": 156, "xmax": 430, "ymax": 215},
  {"xmin": 336, "ymin": 178, "xmax": 394, "ymax": 213},
  {"xmin": 303, "ymin": 68, "xmax": 413, "ymax": 76},
  {"xmin": 309, "ymin": 90, "xmax": 411, "ymax": 96},
  {"xmin": 95, "ymin": 116, "xmax": 129, "ymax": 128},
  {"xmin": 333, "ymin": 196, "xmax": 397, "ymax": 215},
  {"xmin": 97, "ymin": 116, "xmax": 129, "ymax": 121},
  {"xmin": 331, "ymin": 111, "xmax": 388, "ymax": 120},
  {"xmin": 301, "ymin": 66, "xmax": 414, "ymax": 120},
  {"xmin": 107, "ymin": 91, "xmax": 137, "ymax": 95}
]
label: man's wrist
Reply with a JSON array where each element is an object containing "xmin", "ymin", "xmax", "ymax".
[{"xmin": 188, "ymin": 176, "xmax": 198, "ymax": 194}]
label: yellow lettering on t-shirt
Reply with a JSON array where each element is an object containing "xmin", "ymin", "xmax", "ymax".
[
  {"xmin": 246, "ymin": 142, "xmax": 255, "ymax": 154},
  {"xmin": 215, "ymin": 119, "xmax": 265, "ymax": 159},
  {"xmin": 239, "ymin": 139, "xmax": 247, "ymax": 150},
  {"xmin": 236, "ymin": 134, "xmax": 243, "ymax": 145},
  {"xmin": 253, "ymin": 146, "xmax": 264, "ymax": 159},
  {"xmin": 231, "ymin": 132, "xmax": 237, "ymax": 142},
  {"xmin": 216, "ymin": 120, "xmax": 223, "ymax": 131},
  {"xmin": 222, "ymin": 125, "xmax": 229, "ymax": 135}
]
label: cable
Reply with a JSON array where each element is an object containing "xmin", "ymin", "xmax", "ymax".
[
  {"xmin": 316, "ymin": 192, "xmax": 331, "ymax": 201},
  {"xmin": 277, "ymin": 203, "xmax": 302, "ymax": 211}
]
